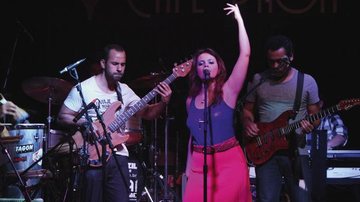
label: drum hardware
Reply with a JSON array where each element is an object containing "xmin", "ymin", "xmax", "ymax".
[
  {"xmin": 163, "ymin": 111, "xmax": 175, "ymax": 201},
  {"xmin": 150, "ymin": 94, "xmax": 160, "ymax": 202},
  {"xmin": 127, "ymin": 72, "xmax": 167, "ymax": 201},
  {"xmin": 19, "ymin": 130, "xmax": 78, "ymax": 201},
  {"xmin": 144, "ymin": 103, "xmax": 179, "ymax": 202},
  {"xmin": 123, "ymin": 116, "xmax": 143, "ymax": 146},
  {"xmin": 21, "ymin": 77, "xmax": 73, "ymax": 106},
  {"xmin": 128, "ymin": 72, "xmax": 167, "ymax": 201},
  {"xmin": 0, "ymin": 132, "xmax": 32, "ymax": 201},
  {"xmin": 21, "ymin": 76, "xmax": 73, "ymax": 154},
  {"xmin": 128, "ymin": 72, "xmax": 167, "ymax": 90},
  {"xmin": 1, "ymin": 124, "xmax": 77, "ymax": 201},
  {"xmin": 160, "ymin": 114, "xmax": 180, "ymax": 202},
  {"xmin": 0, "ymin": 124, "xmax": 52, "ymax": 200}
]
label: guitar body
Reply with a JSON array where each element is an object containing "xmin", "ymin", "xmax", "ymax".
[
  {"xmin": 72, "ymin": 101, "xmax": 130, "ymax": 167},
  {"xmin": 244, "ymin": 110, "xmax": 297, "ymax": 165}
]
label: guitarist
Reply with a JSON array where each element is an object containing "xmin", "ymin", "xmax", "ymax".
[
  {"xmin": 241, "ymin": 35, "xmax": 321, "ymax": 202},
  {"xmin": 57, "ymin": 44, "xmax": 172, "ymax": 202}
]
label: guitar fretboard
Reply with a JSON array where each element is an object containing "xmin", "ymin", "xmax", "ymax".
[
  {"xmin": 280, "ymin": 105, "xmax": 340, "ymax": 135},
  {"xmin": 108, "ymin": 72, "xmax": 178, "ymax": 133}
]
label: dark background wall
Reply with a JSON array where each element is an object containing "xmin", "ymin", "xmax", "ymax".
[{"xmin": 1, "ymin": 0, "xmax": 359, "ymax": 172}]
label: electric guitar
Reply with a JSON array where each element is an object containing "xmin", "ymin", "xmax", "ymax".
[
  {"xmin": 244, "ymin": 98, "xmax": 360, "ymax": 166},
  {"xmin": 72, "ymin": 59, "xmax": 192, "ymax": 167}
]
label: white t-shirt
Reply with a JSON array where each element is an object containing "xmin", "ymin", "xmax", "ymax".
[{"xmin": 64, "ymin": 76, "xmax": 141, "ymax": 156}]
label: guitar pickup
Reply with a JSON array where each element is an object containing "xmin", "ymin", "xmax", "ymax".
[{"xmin": 256, "ymin": 137, "xmax": 262, "ymax": 146}]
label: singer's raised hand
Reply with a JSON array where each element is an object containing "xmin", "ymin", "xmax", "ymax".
[{"xmin": 224, "ymin": 3, "xmax": 242, "ymax": 22}]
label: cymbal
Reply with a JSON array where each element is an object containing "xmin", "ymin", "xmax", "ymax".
[
  {"xmin": 22, "ymin": 77, "xmax": 73, "ymax": 105},
  {"xmin": 0, "ymin": 135, "xmax": 22, "ymax": 144},
  {"xmin": 129, "ymin": 72, "xmax": 166, "ymax": 89}
]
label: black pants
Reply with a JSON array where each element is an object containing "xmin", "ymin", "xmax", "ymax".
[{"xmin": 83, "ymin": 155, "xmax": 130, "ymax": 202}]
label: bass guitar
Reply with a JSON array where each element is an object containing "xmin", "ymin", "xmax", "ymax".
[
  {"xmin": 72, "ymin": 59, "xmax": 192, "ymax": 166},
  {"xmin": 244, "ymin": 98, "xmax": 360, "ymax": 166}
]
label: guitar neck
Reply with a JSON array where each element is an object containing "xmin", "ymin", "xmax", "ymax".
[
  {"xmin": 283, "ymin": 104, "xmax": 340, "ymax": 134},
  {"xmin": 108, "ymin": 72, "xmax": 178, "ymax": 132}
]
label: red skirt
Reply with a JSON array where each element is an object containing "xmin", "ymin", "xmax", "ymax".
[{"xmin": 183, "ymin": 145, "xmax": 252, "ymax": 202}]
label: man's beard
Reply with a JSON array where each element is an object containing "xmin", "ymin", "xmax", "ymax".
[{"xmin": 113, "ymin": 73, "xmax": 123, "ymax": 81}]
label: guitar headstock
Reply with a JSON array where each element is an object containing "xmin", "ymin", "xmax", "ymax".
[
  {"xmin": 338, "ymin": 98, "xmax": 360, "ymax": 111},
  {"xmin": 173, "ymin": 59, "xmax": 193, "ymax": 78}
]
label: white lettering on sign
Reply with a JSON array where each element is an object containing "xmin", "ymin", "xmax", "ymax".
[{"xmin": 15, "ymin": 144, "xmax": 34, "ymax": 153}]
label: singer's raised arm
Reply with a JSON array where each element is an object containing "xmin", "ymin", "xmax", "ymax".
[{"xmin": 223, "ymin": 3, "xmax": 251, "ymax": 106}]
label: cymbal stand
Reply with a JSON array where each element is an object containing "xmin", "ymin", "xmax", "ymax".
[
  {"xmin": 149, "ymin": 103, "xmax": 179, "ymax": 202},
  {"xmin": 130, "ymin": 147, "xmax": 154, "ymax": 202},
  {"xmin": 151, "ymin": 96, "xmax": 159, "ymax": 202},
  {"xmin": 0, "ymin": 140, "xmax": 32, "ymax": 202},
  {"xmin": 163, "ymin": 107, "xmax": 176, "ymax": 201},
  {"xmin": 45, "ymin": 86, "xmax": 55, "ymax": 153}
]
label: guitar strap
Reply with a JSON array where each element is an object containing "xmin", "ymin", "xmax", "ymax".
[
  {"xmin": 290, "ymin": 70, "xmax": 304, "ymax": 182},
  {"xmin": 293, "ymin": 71, "xmax": 304, "ymax": 118},
  {"xmin": 116, "ymin": 82, "xmax": 123, "ymax": 103}
]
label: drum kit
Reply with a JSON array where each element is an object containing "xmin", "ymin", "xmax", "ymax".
[{"xmin": 0, "ymin": 73, "xmax": 180, "ymax": 201}]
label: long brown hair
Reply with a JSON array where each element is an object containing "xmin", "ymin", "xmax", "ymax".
[{"xmin": 188, "ymin": 48, "xmax": 227, "ymax": 104}]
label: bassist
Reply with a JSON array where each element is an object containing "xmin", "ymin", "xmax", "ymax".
[{"xmin": 57, "ymin": 44, "xmax": 172, "ymax": 202}]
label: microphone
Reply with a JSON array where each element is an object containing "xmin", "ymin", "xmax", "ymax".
[
  {"xmin": 280, "ymin": 56, "xmax": 291, "ymax": 65},
  {"xmin": 59, "ymin": 58, "xmax": 86, "ymax": 74},
  {"xmin": 73, "ymin": 99, "xmax": 97, "ymax": 123},
  {"xmin": 203, "ymin": 69, "xmax": 210, "ymax": 80}
]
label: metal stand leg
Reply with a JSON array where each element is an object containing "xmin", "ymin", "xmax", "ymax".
[
  {"xmin": 137, "ymin": 186, "xmax": 154, "ymax": 202},
  {"xmin": 0, "ymin": 141, "xmax": 32, "ymax": 202}
]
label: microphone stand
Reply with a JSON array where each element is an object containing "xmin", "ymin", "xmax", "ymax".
[
  {"xmin": 92, "ymin": 104, "xmax": 130, "ymax": 201},
  {"xmin": 0, "ymin": 140, "xmax": 32, "ymax": 202},
  {"xmin": 237, "ymin": 77, "xmax": 267, "ymax": 115},
  {"xmin": 202, "ymin": 72, "xmax": 210, "ymax": 202},
  {"xmin": 68, "ymin": 68, "xmax": 102, "ymax": 199},
  {"xmin": 2, "ymin": 26, "xmax": 19, "ymax": 92},
  {"xmin": 2, "ymin": 19, "xmax": 34, "ymax": 91}
]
